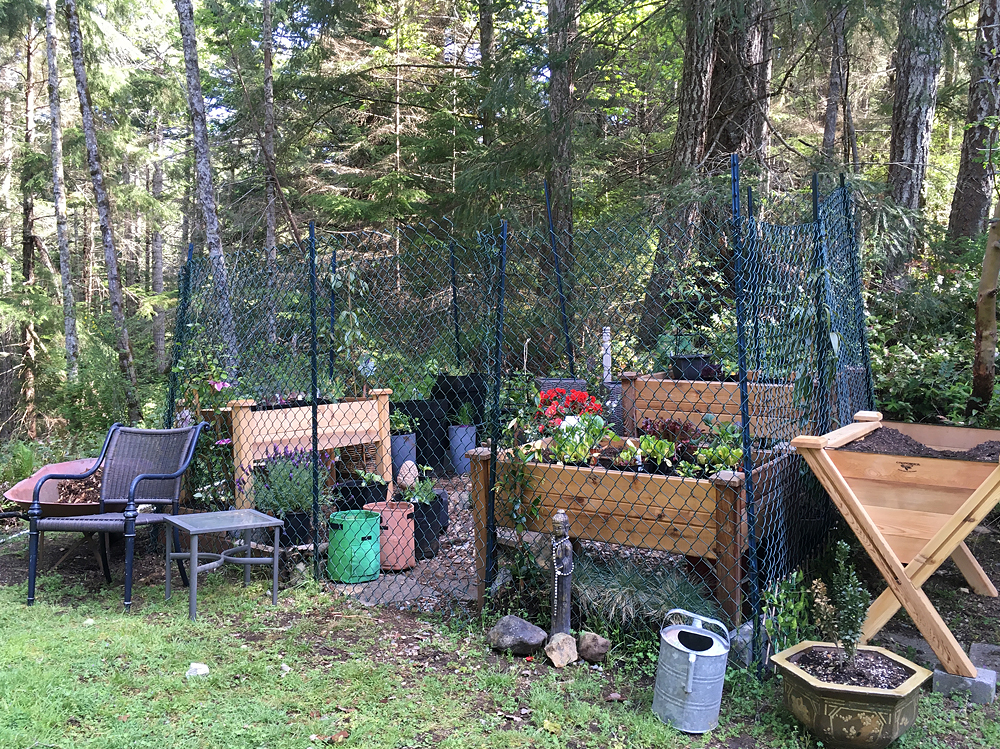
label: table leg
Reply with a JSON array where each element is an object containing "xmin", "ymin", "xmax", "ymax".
[
  {"xmin": 244, "ymin": 530, "xmax": 251, "ymax": 587},
  {"xmin": 165, "ymin": 527, "xmax": 172, "ymax": 601},
  {"xmin": 272, "ymin": 527, "xmax": 280, "ymax": 605},
  {"xmin": 189, "ymin": 534, "xmax": 198, "ymax": 622}
]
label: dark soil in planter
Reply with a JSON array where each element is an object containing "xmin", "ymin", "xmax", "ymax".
[
  {"xmin": 250, "ymin": 398, "xmax": 337, "ymax": 411},
  {"xmin": 840, "ymin": 427, "xmax": 1000, "ymax": 462},
  {"xmin": 795, "ymin": 647, "xmax": 912, "ymax": 690}
]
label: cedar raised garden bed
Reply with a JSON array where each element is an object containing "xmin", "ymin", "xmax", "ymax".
[
  {"xmin": 621, "ymin": 371, "xmax": 797, "ymax": 440},
  {"xmin": 468, "ymin": 443, "xmax": 796, "ymax": 623},
  {"xmin": 792, "ymin": 412, "xmax": 1000, "ymax": 677},
  {"xmin": 230, "ymin": 390, "xmax": 393, "ymax": 509}
]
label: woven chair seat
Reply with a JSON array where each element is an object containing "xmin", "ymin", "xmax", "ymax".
[{"xmin": 37, "ymin": 513, "xmax": 168, "ymax": 533}]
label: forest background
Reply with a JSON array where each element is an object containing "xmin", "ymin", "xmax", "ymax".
[{"xmin": 0, "ymin": 0, "xmax": 996, "ymax": 449}]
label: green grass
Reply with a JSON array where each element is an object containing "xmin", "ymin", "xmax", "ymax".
[{"xmin": 1, "ymin": 559, "xmax": 999, "ymax": 748}]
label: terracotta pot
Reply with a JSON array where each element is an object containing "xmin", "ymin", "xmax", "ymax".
[
  {"xmin": 363, "ymin": 500, "xmax": 415, "ymax": 571},
  {"xmin": 771, "ymin": 641, "xmax": 931, "ymax": 749}
]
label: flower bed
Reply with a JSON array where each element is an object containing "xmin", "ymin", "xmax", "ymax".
[
  {"xmin": 471, "ymin": 387, "xmax": 795, "ymax": 622},
  {"xmin": 229, "ymin": 389, "xmax": 393, "ymax": 508}
]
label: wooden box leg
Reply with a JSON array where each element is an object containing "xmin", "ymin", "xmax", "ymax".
[
  {"xmin": 469, "ymin": 449, "xmax": 491, "ymax": 608},
  {"xmin": 714, "ymin": 484, "xmax": 744, "ymax": 625}
]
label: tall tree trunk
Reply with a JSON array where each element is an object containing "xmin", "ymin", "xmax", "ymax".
[
  {"xmin": 843, "ymin": 53, "xmax": 861, "ymax": 172},
  {"xmin": 888, "ymin": 0, "xmax": 947, "ymax": 212},
  {"xmin": 262, "ymin": 0, "xmax": 278, "ymax": 344},
  {"xmin": 22, "ymin": 24, "xmax": 37, "ymax": 439},
  {"xmin": 152, "ymin": 132, "xmax": 167, "ymax": 373},
  {"xmin": 822, "ymin": 7, "xmax": 847, "ymax": 159},
  {"xmin": 948, "ymin": 0, "xmax": 1000, "ymax": 242},
  {"xmin": 174, "ymin": 0, "xmax": 239, "ymax": 380},
  {"xmin": 1, "ymin": 66, "xmax": 12, "ymax": 290},
  {"xmin": 45, "ymin": 0, "xmax": 79, "ymax": 382},
  {"xmin": 968, "ymin": 197, "xmax": 1000, "ymax": 416},
  {"xmin": 672, "ymin": 0, "xmax": 715, "ymax": 168},
  {"xmin": 65, "ymin": 0, "xmax": 143, "ymax": 424},
  {"xmin": 706, "ymin": 0, "xmax": 773, "ymax": 165},
  {"xmin": 479, "ymin": 0, "xmax": 495, "ymax": 145},
  {"xmin": 82, "ymin": 204, "xmax": 93, "ymax": 309},
  {"xmin": 546, "ymin": 0, "xmax": 578, "ymax": 277}
]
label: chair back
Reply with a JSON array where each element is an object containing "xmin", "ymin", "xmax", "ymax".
[{"xmin": 101, "ymin": 426, "xmax": 201, "ymax": 507}]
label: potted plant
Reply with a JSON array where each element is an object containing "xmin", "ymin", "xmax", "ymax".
[
  {"xmin": 448, "ymin": 402, "xmax": 477, "ymax": 475},
  {"xmin": 656, "ymin": 332, "xmax": 713, "ymax": 381},
  {"xmin": 404, "ymin": 472, "xmax": 442, "ymax": 560},
  {"xmin": 770, "ymin": 541, "xmax": 931, "ymax": 749},
  {"xmin": 251, "ymin": 446, "xmax": 331, "ymax": 546},
  {"xmin": 390, "ymin": 411, "xmax": 419, "ymax": 479},
  {"xmin": 336, "ymin": 470, "xmax": 388, "ymax": 512}
]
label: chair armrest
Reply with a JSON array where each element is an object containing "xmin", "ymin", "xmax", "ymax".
[{"xmin": 29, "ymin": 425, "xmax": 120, "ymax": 517}]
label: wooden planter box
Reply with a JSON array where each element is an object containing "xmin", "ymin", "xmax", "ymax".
[
  {"xmin": 792, "ymin": 413, "xmax": 1000, "ymax": 677},
  {"xmin": 468, "ymin": 445, "xmax": 797, "ymax": 623},
  {"xmin": 230, "ymin": 390, "xmax": 393, "ymax": 508},
  {"xmin": 621, "ymin": 371, "xmax": 796, "ymax": 440}
]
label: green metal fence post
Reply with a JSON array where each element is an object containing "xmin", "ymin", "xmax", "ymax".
[
  {"xmin": 812, "ymin": 174, "xmax": 834, "ymax": 434},
  {"xmin": 486, "ymin": 220, "xmax": 508, "ymax": 592},
  {"xmin": 309, "ymin": 222, "xmax": 320, "ymax": 580},
  {"xmin": 731, "ymin": 154, "xmax": 763, "ymax": 666},
  {"xmin": 163, "ymin": 244, "xmax": 195, "ymax": 429}
]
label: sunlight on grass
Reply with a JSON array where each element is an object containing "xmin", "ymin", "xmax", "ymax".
[{"xmin": 0, "ymin": 564, "xmax": 997, "ymax": 748}]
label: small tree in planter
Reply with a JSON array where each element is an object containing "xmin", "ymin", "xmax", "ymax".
[
  {"xmin": 405, "ymin": 473, "xmax": 442, "ymax": 560},
  {"xmin": 390, "ymin": 411, "xmax": 419, "ymax": 479},
  {"xmin": 771, "ymin": 541, "xmax": 932, "ymax": 749},
  {"xmin": 448, "ymin": 402, "xmax": 477, "ymax": 475}
]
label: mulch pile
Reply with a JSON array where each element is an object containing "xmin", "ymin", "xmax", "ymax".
[
  {"xmin": 795, "ymin": 647, "xmax": 912, "ymax": 689},
  {"xmin": 56, "ymin": 469, "xmax": 102, "ymax": 504},
  {"xmin": 840, "ymin": 427, "xmax": 1000, "ymax": 463}
]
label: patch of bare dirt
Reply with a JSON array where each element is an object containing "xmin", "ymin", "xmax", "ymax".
[{"xmin": 841, "ymin": 427, "xmax": 1000, "ymax": 462}]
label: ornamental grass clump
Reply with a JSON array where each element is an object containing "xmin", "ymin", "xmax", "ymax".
[{"xmin": 813, "ymin": 540, "xmax": 872, "ymax": 668}]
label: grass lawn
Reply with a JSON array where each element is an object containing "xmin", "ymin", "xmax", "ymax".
[{"xmin": 2, "ymin": 550, "xmax": 1000, "ymax": 748}]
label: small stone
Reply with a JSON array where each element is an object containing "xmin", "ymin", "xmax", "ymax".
[
  {"xmin": 83, "ymin": 618, "xmax": 95, "ymax": 627},
  {"xmin": 577, "ymin": 631, "xmax": 611, "ymax": 663},
  {"xmin": 605, "ymin": 692, "xmax": 623, "ymax": 702},
  {"xmin": 545, "ymin": 632, "xmax": 578, "ymax": 668},
  {"xmin": 185, "ymin": 663, "xmax": 210, "ymax": 678},
  {"xmin": 486, "ymin": 615, "xmax": 547, "ymax": 655},
  {"xmin": 960, "ymin": 587, "xmax": 971, "ymax": 594},
  {"xmin": 281, "ymin": 663, "xmax": 291, "ymax": 675},
  {"xmin": 397, "ymin": 461, "xmax": 420, "ymax": 490}
]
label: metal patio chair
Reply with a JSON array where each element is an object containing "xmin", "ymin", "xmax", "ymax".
[{"xmin": 27, "ymin": 422, "xmax": 207, "ymax": 610}]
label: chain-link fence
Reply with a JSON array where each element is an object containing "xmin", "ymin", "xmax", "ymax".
[{"xmin": 166, "ymin": 161, "xmax": 872, "ymax": 655}]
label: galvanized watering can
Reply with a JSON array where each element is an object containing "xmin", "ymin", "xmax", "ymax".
[{"xmin": 652, "ymin": 608, "xmax": 731, "ymax": 734}]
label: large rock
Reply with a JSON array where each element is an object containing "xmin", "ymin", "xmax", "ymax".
[
  {"xmin": 545, "ymin": 632, "xmax": 578, "ymax": 668},
  {"xmin": 486, "ymin": 615, "xmax": 546, "ymax": 655},
  {"xmin": 577, "ymin": 631, "xmax": 610, "ymax": 663}
]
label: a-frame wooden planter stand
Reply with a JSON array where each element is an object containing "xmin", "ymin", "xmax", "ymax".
[{"xmin": 791, "ymin": 412, "xmax": 1000, "ymax": 677}]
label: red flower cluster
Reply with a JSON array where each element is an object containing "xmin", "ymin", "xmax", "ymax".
[{"xmin": 531, "ymin": 388, "xmax": 602, "ymax": 434}]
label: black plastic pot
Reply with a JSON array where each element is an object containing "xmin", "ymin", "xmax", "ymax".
[
  {"xmin": 336, "ymin": 480, "xmax": 387, "ymax": 512},
  {"xmin": 670, "ymin": 355, "xmax": 712, "ymax": 380},
  {"xmin": 434, "ymin": 488, "xmax": 449, "ymax": 535},
  {"xmin": 393, "ymin": 399, "xmax": 450, "ymax": 475},
  {"xmin": 431, "ymin": 373, "xmax": 489, "ymax": 428},
  {"xmin": 413, "ymin": 499, "xmax": 442, "ymax": 560},
  {"xmin": 282, "ymin": 511, "xmax": 312, "ymax": 546}
]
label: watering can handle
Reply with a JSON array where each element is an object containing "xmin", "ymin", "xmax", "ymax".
[{"xmin": 665, "ymin": 608, "xmax": 731, "ymax": 649}]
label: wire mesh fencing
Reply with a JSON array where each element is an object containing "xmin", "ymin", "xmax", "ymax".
[{"xmin": 166, "ymin": 164, "xmax": 872, "ymax": 657}]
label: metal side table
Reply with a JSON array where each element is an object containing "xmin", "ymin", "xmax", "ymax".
[{"xmin": 165, "ymin": 509, "xmax": 284, "ymax": 621}]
